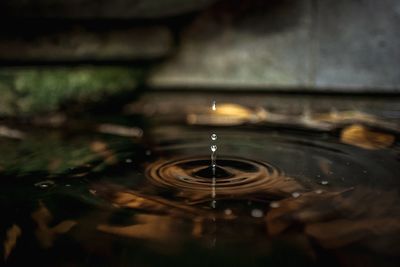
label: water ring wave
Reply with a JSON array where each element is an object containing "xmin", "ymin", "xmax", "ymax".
[{"xmin": 146, "ymin": 156, "xmax": 294, "ymax": 196}]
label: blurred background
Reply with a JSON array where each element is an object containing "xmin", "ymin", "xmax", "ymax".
[
  {"xmin": 1, "ymin": 2, "xmax": 400, "ymax": 267},
  {"xmin": 0, "ymin": 0, "xmax": 399, "ymax": 117}
]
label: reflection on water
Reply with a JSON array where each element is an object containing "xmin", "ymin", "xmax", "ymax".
[
  {"xmin": 341, "ymin": 124, "xmax": 395, "ymax": 150},
  {"xmin": 0, "ymin": 101, "xmax": 399, "ymax": 267},
  {"xmin": 146, "ymin": 157, "xmax": 302, "ymax": 201}
]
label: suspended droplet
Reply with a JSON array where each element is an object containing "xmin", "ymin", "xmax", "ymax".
[
  {"xmin": 212, "ymin": 101, "xmax": 216, "ymax": 111},
  {"xmin": 251, "ymin": 209, "xmax": 264, "ymax": 218},
  {"xmin": 211, "ymin": 145, "xmax": 217, "ymax": 152},
  {"xmin": 292, "ymin": 192, "xmax": 301, "ymax": 198},
  {"xmin": 211, "ymin": 133, "xmax": 217, "ymax": 141},
  {"xmin": 320, "ymin": 180, "xmax": 329, "ymax": 185},
  {"xmin": 224, "ymin": 209, "xmax": 233, "ymax": 216},
  {"xmin": 315, "ymin": 189, "xmax": 323, "ymax": 194},
  {"xmin": 125, "ymin": 158, "xmax": 132, "ymax": 163},
  {"xmin": 270, "ymin": 202, "xmax": 280, "ymax": 208}
]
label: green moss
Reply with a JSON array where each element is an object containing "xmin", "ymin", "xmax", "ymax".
[{"xmin": 0, "ymin": 66, "xmax": 142, "ymax": 116}]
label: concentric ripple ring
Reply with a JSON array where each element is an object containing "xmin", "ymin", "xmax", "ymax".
[{"xmin": 146, "ymin": 156, "xmax": 295, "ymax": 196}]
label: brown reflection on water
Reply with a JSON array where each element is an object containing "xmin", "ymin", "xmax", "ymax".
[
  {"xmin": 341, "ymin": 124, "xmax": 395, "ymax": 150},
  {"xmin": 146, "ymin": 157, "xmax": 304, "ymax": 202},
  {"xmin": 3, "ymin": 224, "xmax": 21, "ymax": 261},
  {"xmin": 187, "ymin": 103, "xmax": 267, "ymax": 126},
  {"xmin": 91, "ymin": 183, "xmax": 224, "ymax": 219},
  {"xmin": 267, "ymin": 187, "xmax": 400, "ymax": 256},
  {"xmin": 82, "ymin": 179, "xmax": 400, "ymax": 261},
  {"xmin": 32, "ymin": 201, "xmax": 77, "ymax": 248},
  {"xmin": 91, "ymin": 181, "xmax": 400, "ymax": 256},
  {"xmin": 98, "ymin": 214, "xmax": 179, "ymax": 241}
]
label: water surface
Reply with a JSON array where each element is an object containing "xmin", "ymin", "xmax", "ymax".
[{"xmin": 1, "ymin": 95, "xmax": 400, "ymax": 267}]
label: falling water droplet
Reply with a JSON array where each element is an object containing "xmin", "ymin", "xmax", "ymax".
[
  {"xmin": 211, "ymin": 133, "xmax": 217, "ymax": 141},
  {"xmin": 211, "ymin": 145, "xmax": 217, "ymax": 152},
  {"xmin": 212, "ymin": 101, "xmax": 216, "ymax": 111},
  {"xmin": 292, "ymin": 192, "xmax": 301, "ymax": 198},
  {"xmin": 270, "ymin": 202, "xmax": 280, "ymax": 208},
  {"xmin": 320, "ymin": 180, "xmax": 329, "ymax": 185},
  {"xmin": 251, "ymin": 209, "xmax": 264, "ymax": 218}
]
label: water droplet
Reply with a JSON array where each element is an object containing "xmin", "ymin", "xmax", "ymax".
[
  {"xmin": 224, "ymin": 209, "xmax": 233, "ymax": 216},
  {"xmin": 211, "ymin": 134, "xmax": 217, "ymax": 141},
  {"xmin": 35, "ymin": 180, "xmax": 55, "ymax": 189},
  {"xmin": 125, "ymin": 158, "xmax": 132, "ymax": 163},
  {"xmin": 292, "ymin": 192, "xmax": 301, "ymax": 198},
  {"xmin": 212, "ymin": 101, "xmax": 216, "ymax": 111},
  {"xmin": 211, "ymin": 145, "xmax": 217, "ymax": 152},
  {"xmin": 145, "ymin": 150, "xmax": 152, "ymax": 156},
  {"xmin": 65, "ymin": 184, "xmax": 71, "ymax": 187},
  {"xmin": 270, "ymin": 202, "xmax": 280, "ymax": 208},
  {"xmin": 320, "ymin": 180, "xmax": 329, "ymax": 185},
  {"xmin": 315, "ymin": 189, "xmax": 323, "ymax": 194},
  {"xmin": 211, "ymin": 200, "xmax": 216, "ymax": 208},
  {"xmin": 251, "ymin": 209, "xmax": 264, "ymax": 218}
]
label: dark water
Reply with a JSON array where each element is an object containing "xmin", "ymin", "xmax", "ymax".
[{"xmin": 1, "ymin": 103, "xmax": 400, "ymax": 267}]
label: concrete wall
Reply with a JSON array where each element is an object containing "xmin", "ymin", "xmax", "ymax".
[{"xmin": 0, "ymin": 0, "xmax": 399, "ymax": 94}]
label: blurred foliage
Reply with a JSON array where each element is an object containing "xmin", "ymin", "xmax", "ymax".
[
  {"xmin": 0, "ymin": 66, "xmax": 143, "ymax": 116},
  {"xmin": 0, "ymin": 127, "xmax": 143, "ymax": 177},
  {"xmin": 0, "ymin": 133, "xmax": 99, "ymax": 175}
]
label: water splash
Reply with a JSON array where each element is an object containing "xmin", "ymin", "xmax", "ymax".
[
  {"xmin": 211, "ymin": 101, "xmax": 217, "ymax": 209},
  {"xmin": 146, "ymin": 157, "xmax": 297, "ymax": 199},
  {"xmin": 211, "ymin": 145, "xmax": 217, "ymax": 167}
]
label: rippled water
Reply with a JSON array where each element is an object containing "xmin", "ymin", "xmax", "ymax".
[{"xmin": 1, "ymin": 99, "xmax": 400, "ymax": 267}]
